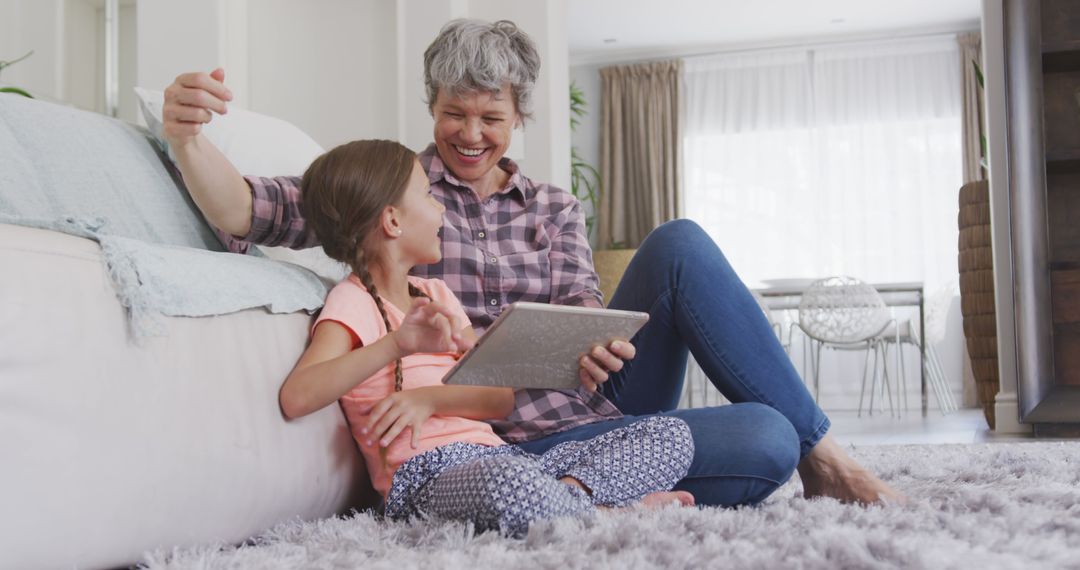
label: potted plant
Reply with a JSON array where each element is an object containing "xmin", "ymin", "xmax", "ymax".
[
  {"xmin": 569, "ymin": 81, "xmax": 599, "ymax": 239},
  {"xmin": 957, "ymin": 58, "xmax": 998, "ymax": 428},
  {"xmin": 0, "ymin": 50, "xmax": 34, "ymax": 98}
]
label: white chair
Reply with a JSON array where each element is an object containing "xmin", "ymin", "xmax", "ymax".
[
  {"xmin": 877, "ymin": 319, "xmax": 959, "ymax": 415},
  {"xmin": 751, "ymin": 289, "xmax": 788, "ymax": 352},
  {"xmin": 797, "ymin": 276, "xmax": 900, "ymax": 417},
  {"xmin": 873, "ymin": 283, "xmax": 960, "ymax": 416}
]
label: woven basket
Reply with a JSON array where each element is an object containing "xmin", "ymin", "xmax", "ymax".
[
  {"xmin": 958, "ymin": 180, "xmax": 998, "ymax": 428},
  {"xmin": 593, "ymin": 249, "xmax": 638, "ymax": 304}
]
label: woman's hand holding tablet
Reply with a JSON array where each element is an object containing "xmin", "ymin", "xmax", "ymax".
[{"xmin": 442, "ymin": 302, "xmax": 649, "ymax": 390}]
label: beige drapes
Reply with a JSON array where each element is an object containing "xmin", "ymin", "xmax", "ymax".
[
  {"xmin": 959, "ymin": 32, "xmax": 985, "ymax": 184},
  {"xmin": 599, "ymin": 60, "xmax": 682, "ymax": 249}
]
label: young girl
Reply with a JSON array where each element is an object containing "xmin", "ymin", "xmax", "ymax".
[{"xmin": 279, "ymin": 140, "xmax": 695, "ymax": 536}]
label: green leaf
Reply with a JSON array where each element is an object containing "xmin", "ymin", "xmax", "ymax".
[
  {"xmin": 569, "ymin": 83, "xmax": 602, "ymax": 240},
  {"xmin": 0, "ymin": 86, "xmax": 33, "ymax": 98},
  {"xmin": 972, "ymin": 59, "xmax": 984, "ymax": 88},
  {"xmin": 570, "ymin": 81, "xmax": 589, "ymax": 132},
  {"xmin": 572, "ymin": 159, "xmax": 600, "ymax": 179},
  {"xmin": 0, "ymin": 49, "xmax": 34, "ymax": 72}
]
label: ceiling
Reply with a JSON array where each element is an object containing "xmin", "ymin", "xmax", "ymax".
[{"xmin": 567, "ymin": 0, "xmax": 981, "ymax": 63}]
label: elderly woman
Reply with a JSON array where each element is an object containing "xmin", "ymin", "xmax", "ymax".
[{"xmin": 163, "ymin": 19, "xmax": 899, "ymax": 507}]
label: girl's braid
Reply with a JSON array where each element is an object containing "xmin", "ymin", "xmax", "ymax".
[{"xmin": 352, "ymin": 248, "xmax": 432, "ymax": 393}]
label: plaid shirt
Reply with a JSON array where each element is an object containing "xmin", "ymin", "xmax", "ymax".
[{"xmin": 219, "ymin": 144, "xmax": 622, "ymax": 442}]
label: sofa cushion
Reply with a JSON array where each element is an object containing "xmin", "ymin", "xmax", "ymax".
[
  {"xmin": 0, "ymin": 93, "xmax": 222, "ymax": 251},
  {"xmin": 0, "ymin": 95, "xmax": 334, "ymax": 338}
]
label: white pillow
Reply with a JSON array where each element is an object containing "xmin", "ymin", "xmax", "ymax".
[
  {"xmin": 133, "ymin": 87, "xmax": 348, "ymax": 282},
  {"xmin": 133, "ymin": 87, "xmax": 324, "ymax": 177}
]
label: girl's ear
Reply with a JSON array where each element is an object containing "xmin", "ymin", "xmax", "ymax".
[{"xmin": 380, "ymin": 205, "xmax": 403, "ymax": 238}]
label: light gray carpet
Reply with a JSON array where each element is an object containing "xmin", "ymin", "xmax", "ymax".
[{"xmin": 142, "ymin": 442, "xmax": 1080, "ymax": 570}]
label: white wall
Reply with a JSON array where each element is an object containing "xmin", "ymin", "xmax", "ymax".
[
  {"xmin": 246, "ymin": 0, "xmax": 398, "ymax": 147},
  {"xmin": 0, "ymin": 0, "xmax": 64, "ymax": 101},
  {"xmin": 129, "ymin": 0, "xmax": 569, "ymax": 185},
  {"xmin": 135, "ymin": 0, "xmax": 222, "ymax": 101},
  {"xmin": 62, "ymin": 0, "xmax": 100, "ymax": 112},
  {"xmin": 116, "ymin": 3, "xmax": 137, "ymax": 121},
  {"xmin": 0, "ymin": 0, "xmax": 136, "ymax": 120},
  {"xmin": 133, "ymin": 0, "xmax": 404, "ymax": 147}
]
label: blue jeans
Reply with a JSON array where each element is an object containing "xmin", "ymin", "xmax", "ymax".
[{"xmin": 519, "ymin": 220, "xmax": 831, "ymax": 507}]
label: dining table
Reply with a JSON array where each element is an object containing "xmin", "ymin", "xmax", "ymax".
[{"xmin": 753, "ymin": 280, "xmax": 928, "ymax": 416}]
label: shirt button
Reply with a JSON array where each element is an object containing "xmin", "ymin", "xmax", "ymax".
[
  {"xmin": 489, "ymin": 299, "xmax": 498, "ymax": 306},
  {"xmin": 478, "ymin": 231, "xmax": 486, "ymax": 238}
]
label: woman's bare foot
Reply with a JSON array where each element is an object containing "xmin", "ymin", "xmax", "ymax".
[
  {"xmin": 639, "ymin": 490, "xmax": 695, "ymax": 508},
  {"xmin": 798, "ymin": 434, "xmax": 906, "ymax": 505}
]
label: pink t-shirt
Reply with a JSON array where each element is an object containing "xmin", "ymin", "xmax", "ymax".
[{"xmin": 314, "ymin": 275, "xmax": 505, "ymax": 498}]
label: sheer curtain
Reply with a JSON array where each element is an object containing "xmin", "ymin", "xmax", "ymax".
[{"xmin": 681, "ymin": 36, "xmax": 964, "ymax": 409}]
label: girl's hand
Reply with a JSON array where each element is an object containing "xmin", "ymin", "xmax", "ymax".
[
  {"xmin": 361, "ymin": 389, "xmax": 438, "ymax": 449},
  {"xmin": 578, "ymin": 339, "xmax": 636, "ymax": 392},
  {"xmin": 391, "ymin": 298, "xmax": 467, "ymax": 356}
]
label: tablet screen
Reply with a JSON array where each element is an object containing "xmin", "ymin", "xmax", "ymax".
[{"xmin": 442, "ymin": 302, "xmax": 648, "ymax": 390}]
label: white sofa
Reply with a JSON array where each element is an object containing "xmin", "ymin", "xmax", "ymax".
[{"xmin": 0, "ymin": 97, "xmax": 373, "ymax": 569}]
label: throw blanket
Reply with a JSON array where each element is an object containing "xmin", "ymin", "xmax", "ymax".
[{"xmin": 1, "ymin": 214, "xmax": 328, "ymax": 341}]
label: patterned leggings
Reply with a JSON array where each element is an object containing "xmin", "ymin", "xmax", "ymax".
[{"xmin": 383, "ymin": 416, "xmax": 694, "ymax": 537}]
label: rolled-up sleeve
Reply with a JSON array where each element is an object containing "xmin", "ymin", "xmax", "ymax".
[
  {"xmin": 216, "ymin": 175, "xmax": 320, "ymax": 253},
  {"xmin": 548, "ymin": 199, "xmax": 603, "ymax": 308}
]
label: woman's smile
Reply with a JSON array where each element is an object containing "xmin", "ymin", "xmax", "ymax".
[
  {"xmin": 431, "ymin": 84, "xmax": 519, "ymax": 195},
  {"xmin": 453, "ymin": 145, "xmax": 489, "ymax": 164}
]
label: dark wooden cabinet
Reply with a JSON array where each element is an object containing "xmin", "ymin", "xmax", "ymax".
[
  {"xmin": 1042, "ymin": 0, "xmax": 1080, "ymax": 392},
  {"xmin": 1002, "ymin": 0, "xmax": 1080, "ymax": 428}
]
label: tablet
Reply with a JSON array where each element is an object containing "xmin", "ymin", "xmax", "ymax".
[{"xmin": 443, "ymin": 302, "xmax": 649, "ymax": 390}]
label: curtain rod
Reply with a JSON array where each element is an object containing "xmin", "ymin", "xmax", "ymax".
[
  {"xmin": 693, "ymin": 30, "xmax": 971, "ymax": 60},
  {"xmin": 572, "ymin": 24, "xmax": 980, "ymax": 67}
]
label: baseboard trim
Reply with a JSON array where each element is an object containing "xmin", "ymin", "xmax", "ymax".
[{"xmin": 993, "ymin": 392, "xmax": 1031, "ymax": 434}]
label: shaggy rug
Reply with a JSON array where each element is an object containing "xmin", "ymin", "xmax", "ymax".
[{"xmin": 141, "ymin": 442, "xmax": 1080, "ymax": 570}]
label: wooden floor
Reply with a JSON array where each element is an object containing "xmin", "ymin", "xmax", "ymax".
[{"xmin": 825, "ymin": 408, "xmax": 1057, "ymax": 446}]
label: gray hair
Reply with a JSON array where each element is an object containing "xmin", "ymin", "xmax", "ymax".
[{"xmin": 423, "ymin": 19, "xmax": 541, "ymax": 120}]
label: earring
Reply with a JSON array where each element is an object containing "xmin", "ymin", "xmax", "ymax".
[{"xmin": 397, "ymin": 229, "xmax": 403, "ymax": 236}]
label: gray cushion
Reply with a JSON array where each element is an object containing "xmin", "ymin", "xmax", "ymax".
[
  {"xmin": 0, "ymin": 94, "xmax": 329, "ymax": 340},
  {"xmin": 0, "ymin": 93, "xmax": 222, "ymax": 250}
]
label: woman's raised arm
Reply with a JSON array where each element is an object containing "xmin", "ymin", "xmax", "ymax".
[{"xmin": 162, "ymin": 68, "xmax": 253, "ymax": 238}]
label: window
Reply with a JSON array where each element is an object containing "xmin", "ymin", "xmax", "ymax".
[{"xmin": 682, "ymin": 37, "xmax": 962, "ymax": 292}]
